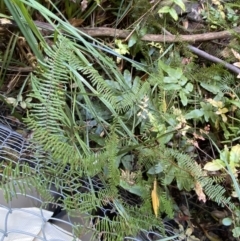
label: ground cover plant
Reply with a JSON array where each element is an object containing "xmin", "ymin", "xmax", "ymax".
[{"xmin": 1, "ymin": 0, "xmax": 240, "ymax": 240}]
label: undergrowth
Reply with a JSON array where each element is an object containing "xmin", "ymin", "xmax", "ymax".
[{"xmin": 1, "ymin": 0, "xmax": 240, "ymax": 240}]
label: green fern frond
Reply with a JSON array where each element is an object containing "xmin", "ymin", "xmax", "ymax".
[
  {"xmin": 199, "ymin": 176, "xmax": 235, "ymax": 209},
  {"xmin": 159, "ymin": 192, "xmax": 174, "ymax": 218},
  {"xmin": 164, "ymin": 148, "xmax": 236, "ymax": 209}
]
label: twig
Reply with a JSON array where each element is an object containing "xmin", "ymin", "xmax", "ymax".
[
  {"xmin": 161, "ymin": 28, "xmax": 240, "ymax": 75},
  {"xmin": 0, "ymin": 62, "xmax": 33, "ymax": 72},
  {"xmin": 188, "ymin": 45, "xmax": 240, "ymax": 75}
]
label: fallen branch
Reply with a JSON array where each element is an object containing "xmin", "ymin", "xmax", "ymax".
[
  {"xmin": 79, "ymin": 26, "xmax": 240, "ymax": 43},
  {"xmin": 161, "ymin": 28, "xmax": 240, "ymax": 75},
  {"xmin": 2, "ymin": 19, "xmax": 240, "ymax": 75},
  {"xmin": 2, "ymin": 20, "xmax": 240, "ymax": 43},
  {"xmin": 188, "ymin": 45, "xmax": 240, "ymax": 75}
]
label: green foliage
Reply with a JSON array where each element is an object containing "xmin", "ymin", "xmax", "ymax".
[
  {"xmin": 158, "ymin": 0, "xmax": 186, "ymax": 21},
  {"xmin": 202, "ymin": 1, "xmax": 240, "ymax": 28},
  {"xmin": 1, "ymin": 32, "xmax": 233, "ymax": 239},
  {"xmin": 11, "ymin": 35, "xmax": 163, "ymax": 239},
  {"xmin": 2, "ymin": 0, "xmax": 240, "ymax": 239},
  {"xmin": 2, "ymin": 33, "xmax": 239, "ymax": 239},
  {"xmin": 158, "ymin": 60, "xmax": 193, "ymax": 106}
]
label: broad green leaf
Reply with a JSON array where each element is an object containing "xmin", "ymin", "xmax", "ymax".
[
  {"xmin": 17, "ymin": 95, "xmax": 23, "ymax": 102},
  {"xmin": 185, "ymin": 109, "xmax": 204, "ymax": 119},
  {"xmin": 167, "ymin": 68, "xmax": 182, "ymax": 79},
  {"xmin": 179, "ymin": 90, "xmax": 188, "ymax": 106},
  {"xmin": 20, "ymin": 101, "xmax": 27, "ymax": 109},
  {"xmin": 158, "ymin": 6, "xmax": 171, "ymax": 14},
  {"xmin": 229, "ymin": 100, "xmax": 240, "ymax": 109},
  {"xmin": 5, "ymin": 97, "xmax": 17, "ymax": 105},
  {"xmin": 121, "ymin": 154, "xmax": 134, "ymax": 171},
  {"xmin": 230, "ymin": 144, "xmax": 240, "ymax": 163},
  {"xmin": 169, "ymin": 8, "xmax": 178, "ymax": 21},
  {"xmin": 185, "ymin": 82, "xmax": 193, "ymax": 92},
  {"xmin": 200, "ymin": 82, "xmax": 220, "ymax": 94},
  {"xmin": 123, "ymin": 69, "xmax": 132, "ymax": 87},
  {"xmin": 115, "ymin": 39, "xmax": 129, "ymax": 55},
  {"xmin": 220, "ymin": 146, "xmax": 230, "ymax": 163},
  {"xmin": 119, "ymin": 180, "xmax": 145, "ymax": 197},
  {"xmin": 158, "ymin": 60, "xmax": 172, "ymax": 73},
  {"xmin": 147, "ymin": 163, "xmax": 163, "ymax": 174},
  {"xmin": 232, "ymin": 227, "xmax": 240, "ymax": 238},
  {"xmin": 222, "ymin": 217, "xmax": 232, "ymax": 226},
  {"xmin": 106, "ymin": 79, "xmax": 121, "ymax": 90},
  {"xmin": 89, "ymin": 134, "xmax": 106, "ymax": 146},
  {"xmin": 207, "ymin": 98, "xmax": 223, "ymax": 108},
  {"xmin": 200, "ymin": 102, "xmax": 215, "ymax": 122},
  {"xmin": 158, "ymin": 132, "xmax": 174, "ymax": 144},
  {"xmin": 139, "ymin": 26, "xmax": 148, "ymax": 37},
  {"xmin": 128, "ymin": 33, "xmax": 138, "ymax": 47},
  {"xmin": 163, "ymin": 83, "xmax": 181, "ymax": 90},
  {"xmin": 151, "ymin": 123, "xmax": 165, "ymax": 133},
  {"xmin": 216, "ymin": 107, "xmax": 228, "ymax": 115},
  {"xmin": 25, "ymin": 97, "xmax": 32, "ymax": 103},
  {"xmin": 163, "ymin": 76, "xmax": 178, "ymax": 84},
  {"xmin": 173, "ymin": 0, "xmax": 186, "ymax": 11},
  {"xmin": 178, "ymin": 77, "xmax": 188, "ymax": 87},
  {"xmin": 203, "ymin": 159, "xmax": 225, "ymax": 171}
]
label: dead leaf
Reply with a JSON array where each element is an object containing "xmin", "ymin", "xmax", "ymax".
[
  {"xmin": 81, "ymin": 0, "xmax": 88, "ymax": 11},
  {"xmin": 220, "ymin": 47, "xmax": 231, "ymax": 58},
  {"xmin": 187, "ymin": 235, "xmax": 200, "ymax": 241},
  {"xmin": 180, "ymin": 205, "xmax": 190, "ymax": 217},
  {"xmin": 231, "ymin": 48, "xmax": 240, "ymax": 60},
  {"xmin": 181, "ymin": 57, "xmax": 192, "ymax": 65},
  {"xmin": 211, "ymin": 210, "xmax": 228, "ymax": 220},
  {"xmin": 151, "ymin": 178, "xmax": 159, "ymax": 217},
  {"xmin": 203, "ymin": 124, "xmax": 210, "ymax": 132},
  {"xmin": 195, "ymin": 181, "xmax": 206, "ymax": 203},
  {"xmin": 185, "ymin": 227, "xmax": 193, "ymax": 236},
  {"xmin": 0, "ymin": 18, "xmax": 12, "ymax": 25},
  {"xmin": 205, "ymin": 231, "xmax": 222, "ymax": 241},
  {"xmin": 193, "ymin": 132, "xmax": 205, "ymax": 140},
  {"xmin": 192, "ymin": 140, "xmax": 199, "ymax": 148},
  {"xmin": 233, "ymin": 62, "xmax": 240, "ymax": 68},
  {"xmin": 182, "ymin": 20, "xmax": 189, "ymax": 29},
  {"xmin": 7, "ymin": 72, "xmax": 21, "ymax": 94},
  {"xmin": 68, "ymin": 18, "xmax": 84, "ymax": 27}
]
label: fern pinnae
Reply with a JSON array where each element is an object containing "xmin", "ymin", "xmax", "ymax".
[
  {"xmin": 164, "ymin": 148, "xmax": 236, "ymax": 209},
  {"xmin": 26, "ymin": 39, "xmax": 69, "ymax": 136}
]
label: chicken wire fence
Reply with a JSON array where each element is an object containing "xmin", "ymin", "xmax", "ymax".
[{"xmin": 0, "ymin": 114, "xmax": 180, "ymax": 241}]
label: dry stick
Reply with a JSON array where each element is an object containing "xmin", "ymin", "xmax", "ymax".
[
  {"xmin": 3, "ymin": 20, "xmax": 240, "ymax": 74},
  {"xmin": 81, "ymin": 27, "xmax": 240, "ymax": 42},
  {"xmin": 29, "ymin": 21, "xmax": 240, "ymax": 42},
  {"xmin": 3, "ymin": 19, "xmax": 240, "ymax": 43},
  {"xmin": 161, "ymin": 28, "xmax": 240, "ymax": 75},
  {"xmin": 32, "ymin": 21, "xmax": 240, "ymax": 74},
  {"xmin": 188, "ymin": 45, "xmax": 240, "ymax": 75}
]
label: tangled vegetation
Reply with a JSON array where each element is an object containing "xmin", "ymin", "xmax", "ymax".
[{"xmin": 1, "ymin": 0, "xmax": 240, "ymax": 240}]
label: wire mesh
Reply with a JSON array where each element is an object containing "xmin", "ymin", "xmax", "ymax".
[
  {"xmin": 0, "ymin": 114, "xmax": 180, "ymax": 241},
  {"xmin": 0, "ymin": 116, "xmax": 92, "ymax": 241}
]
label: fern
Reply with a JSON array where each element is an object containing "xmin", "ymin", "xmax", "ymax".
[
  {"xmin": 159, "ymin": 192, "xmax": 174, "ymax": 218},
  {"xmin": 163, "ymin": 148, "xmax": 236, "ymax": 209},
  {"xmin": 11, "ymin": 35, "xmax": 162, "ymax": 240},
  {"xmin": 1, "ymin": 32, "xmax": 236, "ymax": 241}
]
